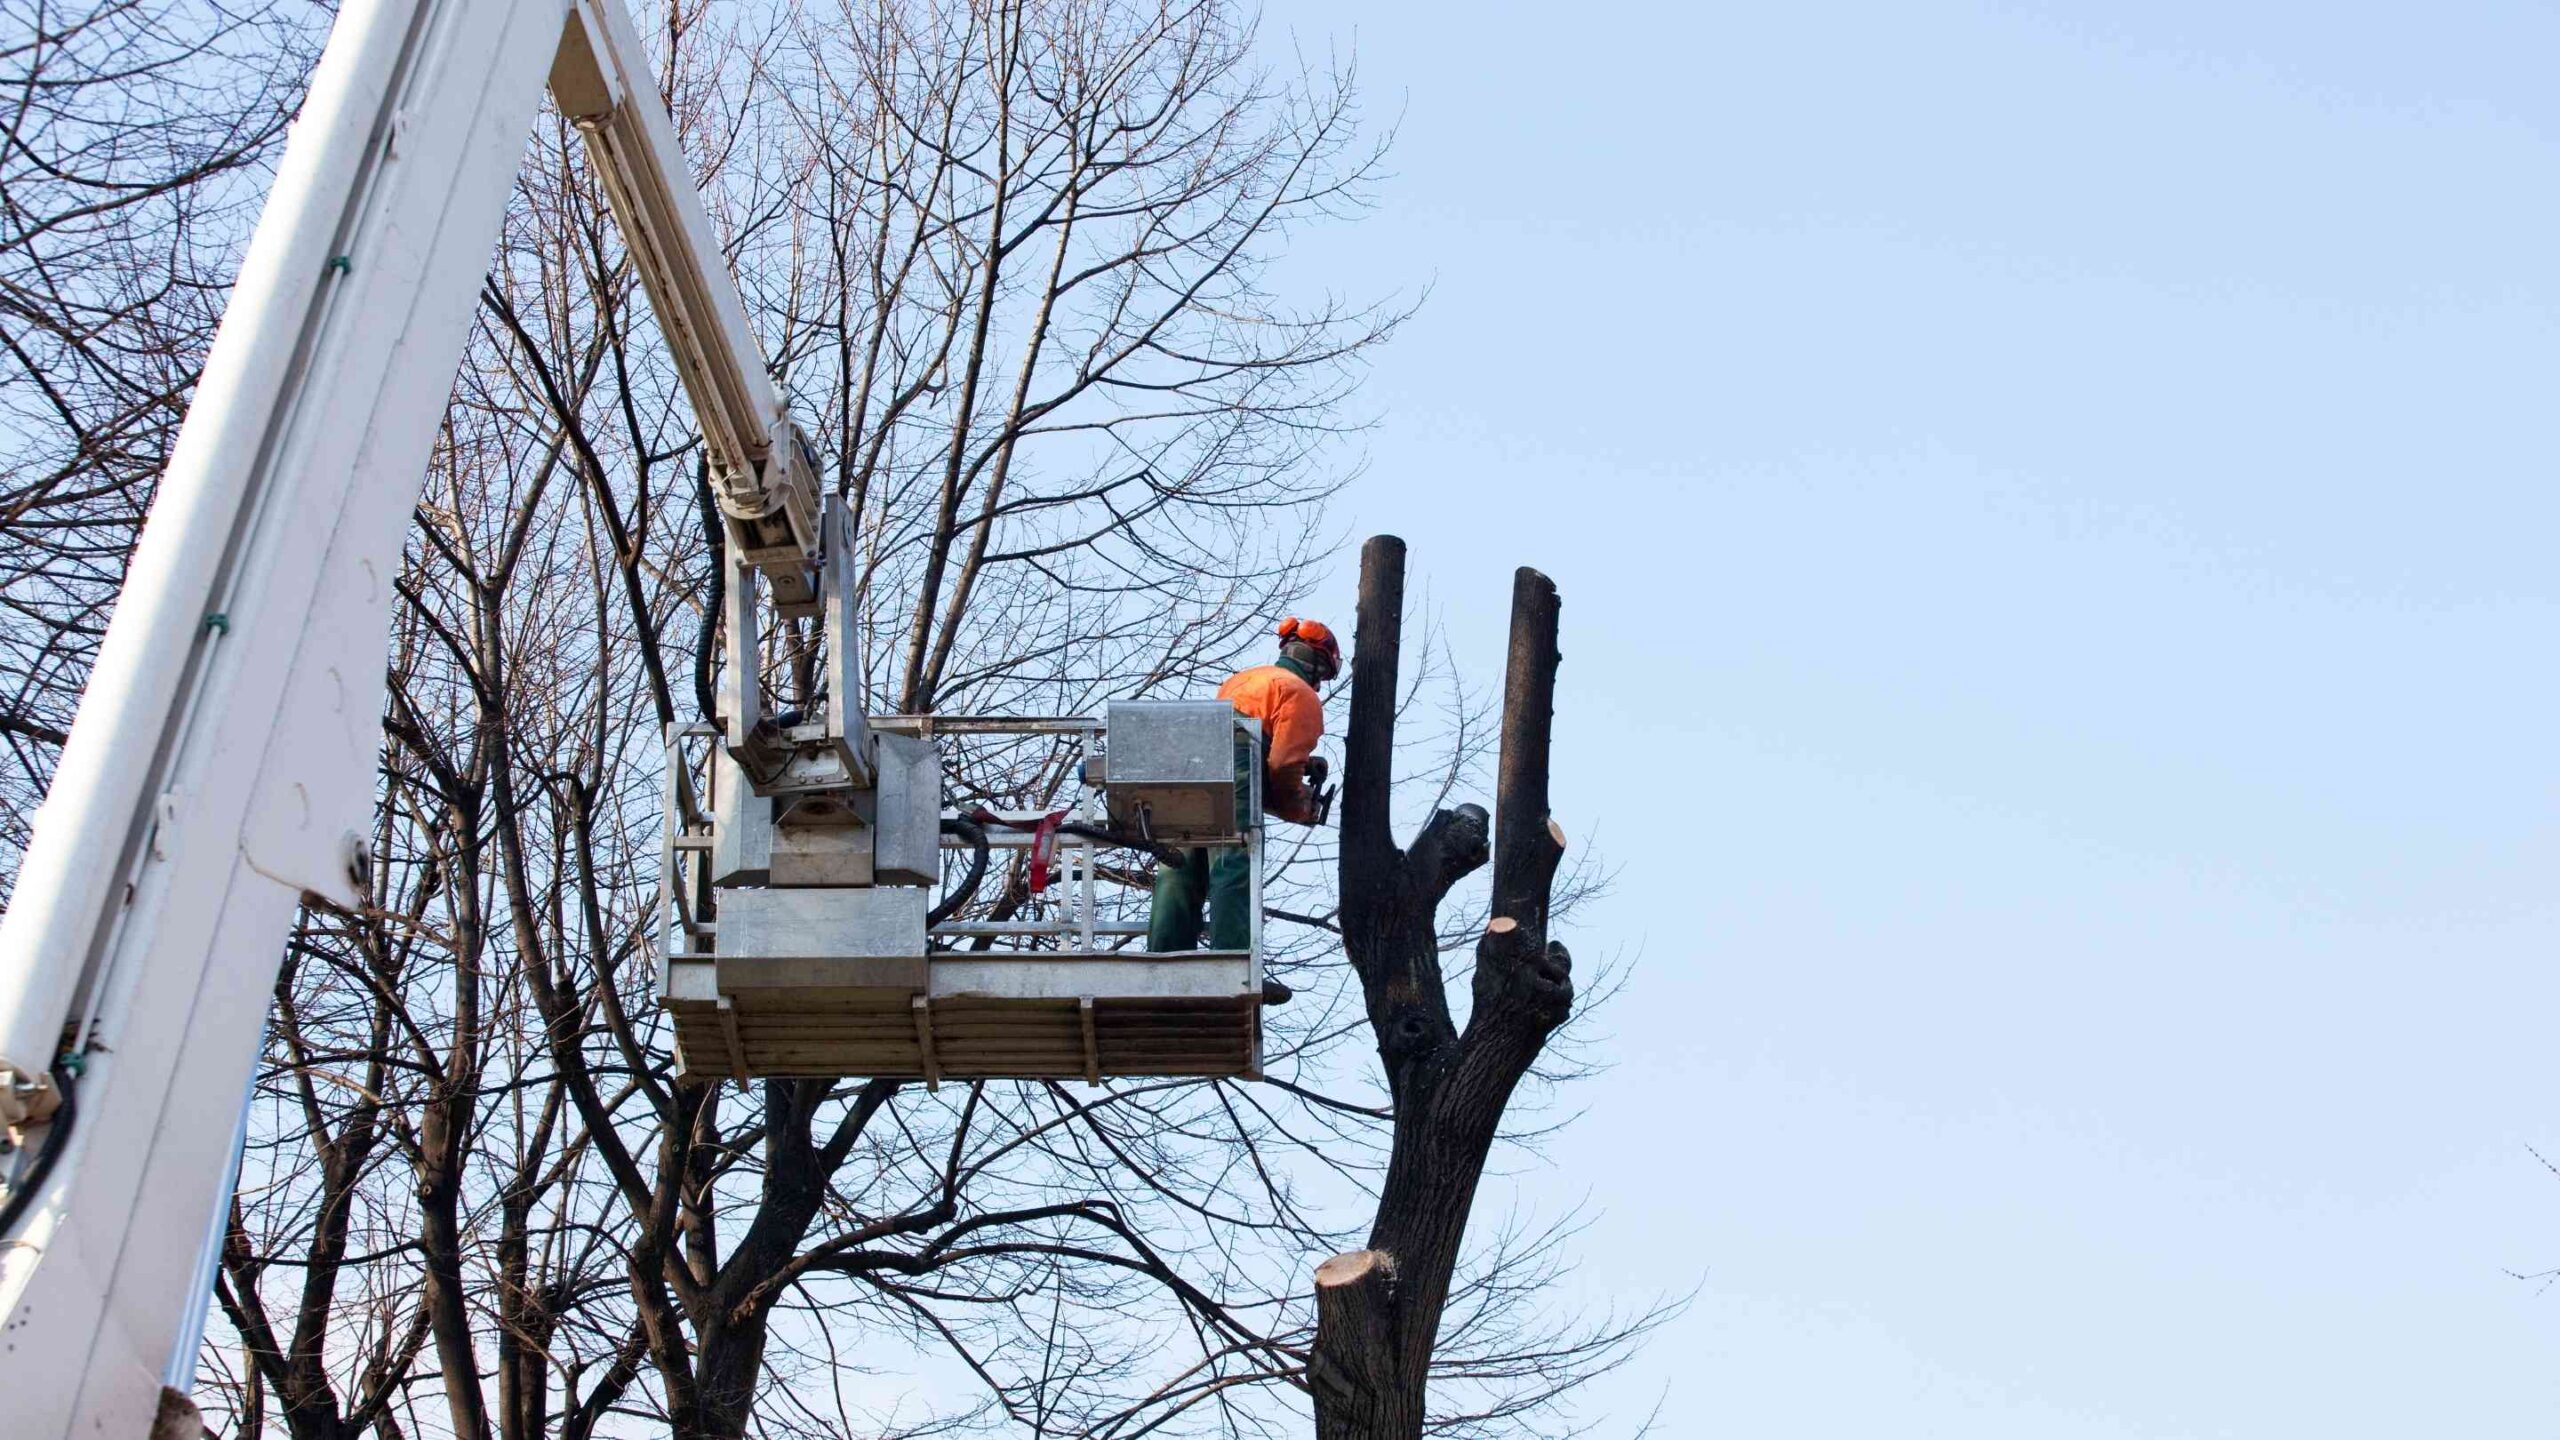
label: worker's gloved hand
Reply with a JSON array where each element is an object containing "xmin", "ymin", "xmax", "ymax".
[
  {"xmin": 1264, "ymin": 758, "xmax": 1331, "ymax": 825},
  {"xmin": 1268, "ymin": 778, "xmax": 1315, "ymax": 825},
  {"xmin": 1264, "ymin": 763, "xmax": 1317, "ymax": 825},
  {"xmin": 1299, "ymin": 756, "xmax": 1335, "ymax": 827}
]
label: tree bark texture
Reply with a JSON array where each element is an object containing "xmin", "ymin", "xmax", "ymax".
[{"xmin": 1310, "ymin": 536, "xmax": 1575, "ymax": 1440}]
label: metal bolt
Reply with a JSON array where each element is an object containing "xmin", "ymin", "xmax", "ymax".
[{"xmin": 341, "ymin": 831, "xmax": 373, "ymax": 893}]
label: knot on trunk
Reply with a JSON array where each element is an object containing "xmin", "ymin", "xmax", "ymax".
[
  {"xmin": 1527, "ymin": 938, "xmax": 1574, "ymax": 1025},
  {"xmin": 1412, "ymin": 804, "xmax": 1489, "ymax": 899},
  {"xmin": 1377, "ymin": 1003, "xmax": 1446, "ymax": 1083}
]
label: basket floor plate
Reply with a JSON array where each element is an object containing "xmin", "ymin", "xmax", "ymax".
[{"xmin": 665, "ymin": 951, "xmax": 1258, "ymax": 1081}]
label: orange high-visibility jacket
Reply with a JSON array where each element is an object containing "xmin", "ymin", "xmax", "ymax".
[{"xmin": 1218, "ymin": 664, "xmax": 1323, "ymax": 817}]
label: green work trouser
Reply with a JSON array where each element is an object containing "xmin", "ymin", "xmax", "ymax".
[
  {"xmin": 1146, "ymin": 846, "xmax": 1253, "ymax": 951},
  {"xmin": 1146, "ymin": 730, "xmax": 1258, "ymax": 952}
]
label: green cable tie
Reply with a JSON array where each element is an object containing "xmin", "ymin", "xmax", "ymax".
[
  {"xmin": 204, "ymin": 612, "xmax": 229, "ymax": 635},
  {"xmin": 329, "ymin": 255, "xmax": 351, "ymax": 275}
]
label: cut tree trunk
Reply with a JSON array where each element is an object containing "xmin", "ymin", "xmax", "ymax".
[{"xmin": 1308, "ymin": 537, "xmax": 1574, "ymax": 1440}]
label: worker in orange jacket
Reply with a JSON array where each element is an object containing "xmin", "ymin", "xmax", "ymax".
[{"xmin": 1147, "ymin": 617, "xmax": 1340, "ymax": 951}]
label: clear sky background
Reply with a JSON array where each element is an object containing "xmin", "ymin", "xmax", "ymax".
[{"xmin": 1263, "ymin": 1, "xmax": 2560, "ymax": 1433}]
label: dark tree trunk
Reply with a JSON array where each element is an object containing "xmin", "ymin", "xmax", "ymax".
[
  {"xmin": 1309, "ymin": 537, "xmax": 1575, "ymax": 1440},
  {"xmin": 631, "ymin": 1075, "xmax": 910, "ymax": 1440}
]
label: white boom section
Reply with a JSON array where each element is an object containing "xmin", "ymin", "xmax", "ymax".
[
  {"xmin": 551, "ymin": 0, "xmax": 820, "ymax": 603},
  {"xmin": 0, "ymin": 0, "xmax": 804, "ymax": 1431}
]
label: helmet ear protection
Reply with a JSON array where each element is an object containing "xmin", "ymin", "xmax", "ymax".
[{"xmin": 1276, "ymin": 616, "xmax": 1341, "ymax": 682}]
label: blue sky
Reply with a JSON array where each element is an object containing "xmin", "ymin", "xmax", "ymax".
[{"xmin": 1267, "ymin": 1, "xmax": 2560, "ymax": 1431}]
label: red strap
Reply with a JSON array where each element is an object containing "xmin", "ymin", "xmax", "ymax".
[
  {"xmin": 1026, "ymin": 810, "xmax": 1067, "ymax": 894},
  {"xmin": 963, "ymin": 806, "xmax": 1073, "ymax": 894}
]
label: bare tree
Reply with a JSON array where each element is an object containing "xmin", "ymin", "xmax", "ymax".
[{"xmin": 1308, "ymin": 537, "xmax": 1581, "ymax": 1440}]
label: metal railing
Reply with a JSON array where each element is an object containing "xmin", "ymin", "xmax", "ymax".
[{"xmin": 657, "ymin": 716, "xmax": 1263, "ymax": 974}]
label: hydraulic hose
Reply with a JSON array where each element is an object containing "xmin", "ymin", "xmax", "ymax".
[
  {"xmin": 0, "ymin": 1061, "xmax": 78, "ymax": 1243},
  {"xmin": 1060, "ymin": 820, "xmax": 1181, "ymax": 868},
  {"xmin": 927, "ymin": 816, "xmax": 989, "ymax": 927},
  {"xmin": 962, "ymin": 806, "xmax": 1181, "ymax": 867}
]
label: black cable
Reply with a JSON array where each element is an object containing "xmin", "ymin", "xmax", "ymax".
[
  {"xmin": 927, "ymin": 816, "xmax": 989, "ymax": 927},
  {"xmin": 966, "ymin": 805, "xmax": 1185, "ymax": 868},
  {"xmin": 0, "ymin": 1062, "xmax": 78, "ymax": 1242},
  {"xmin": 1056, "ymin": 820, "xmax": 1181, "ymax": 868}
]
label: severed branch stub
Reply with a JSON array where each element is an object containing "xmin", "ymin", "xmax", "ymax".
[
  {"xmin": 1309, "ymin": 1249, "xmax": 1400, "ymax": 1411},
  {"xmin": 1309, "ymin": 536, "xmax": 1577, "ymax": 1440}
]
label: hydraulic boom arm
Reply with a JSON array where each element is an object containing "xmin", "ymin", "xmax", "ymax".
[{"xmin": 550, "ymin": 0, "xmax": 821, "ymax": 606}]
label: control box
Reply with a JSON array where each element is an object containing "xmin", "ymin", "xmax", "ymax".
[{"xmin": 1102, "ymin": 700, "xmax": 1246, "ymax": 844}]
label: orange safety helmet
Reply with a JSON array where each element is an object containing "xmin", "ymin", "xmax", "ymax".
[{"xmin": 1277, "ymin": 616, "xmax": 1341, "ymax": 682}]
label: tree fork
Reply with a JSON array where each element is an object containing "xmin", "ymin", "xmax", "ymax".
[{"xmin": 1312, "ymin": 538, "xmax": 1574, "ymax": 1440}]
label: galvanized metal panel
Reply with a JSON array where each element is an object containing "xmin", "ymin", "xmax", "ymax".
[
  {"xmin": 929, "ymin": 954, "xmax": 1253, "ymax": 1000},
  {"xmin": 1106, "ymin": 701, "xmax": 1235, "ymax": 784},
  {"xmin": 711, "ymin": 749, "xmax": 772, "ymax": 885},
  {"xmin": 874, "ymin": 732, "xmax": 941, "ymax": 885},
  {"xmin": 716, "ymin": 885, "xmax": 925, "ymax": 958},
  {"xmin": 714, "ymin": 887, "xmax": 926, "ymax": 992},
  {"xmin": 1103, "ymin": 700, "xmax": 1242, "ymax": 843},
  {"xmin": 821, "ymin": 497, "xmax": 876, "ymax": 782},
  {"xmin": 769, "ymin": 820, "xmax": 874, "ymax": 887},
  {"xmin": 664, "ymin": 960, "xmax": 721, "ymax": 1003}
]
